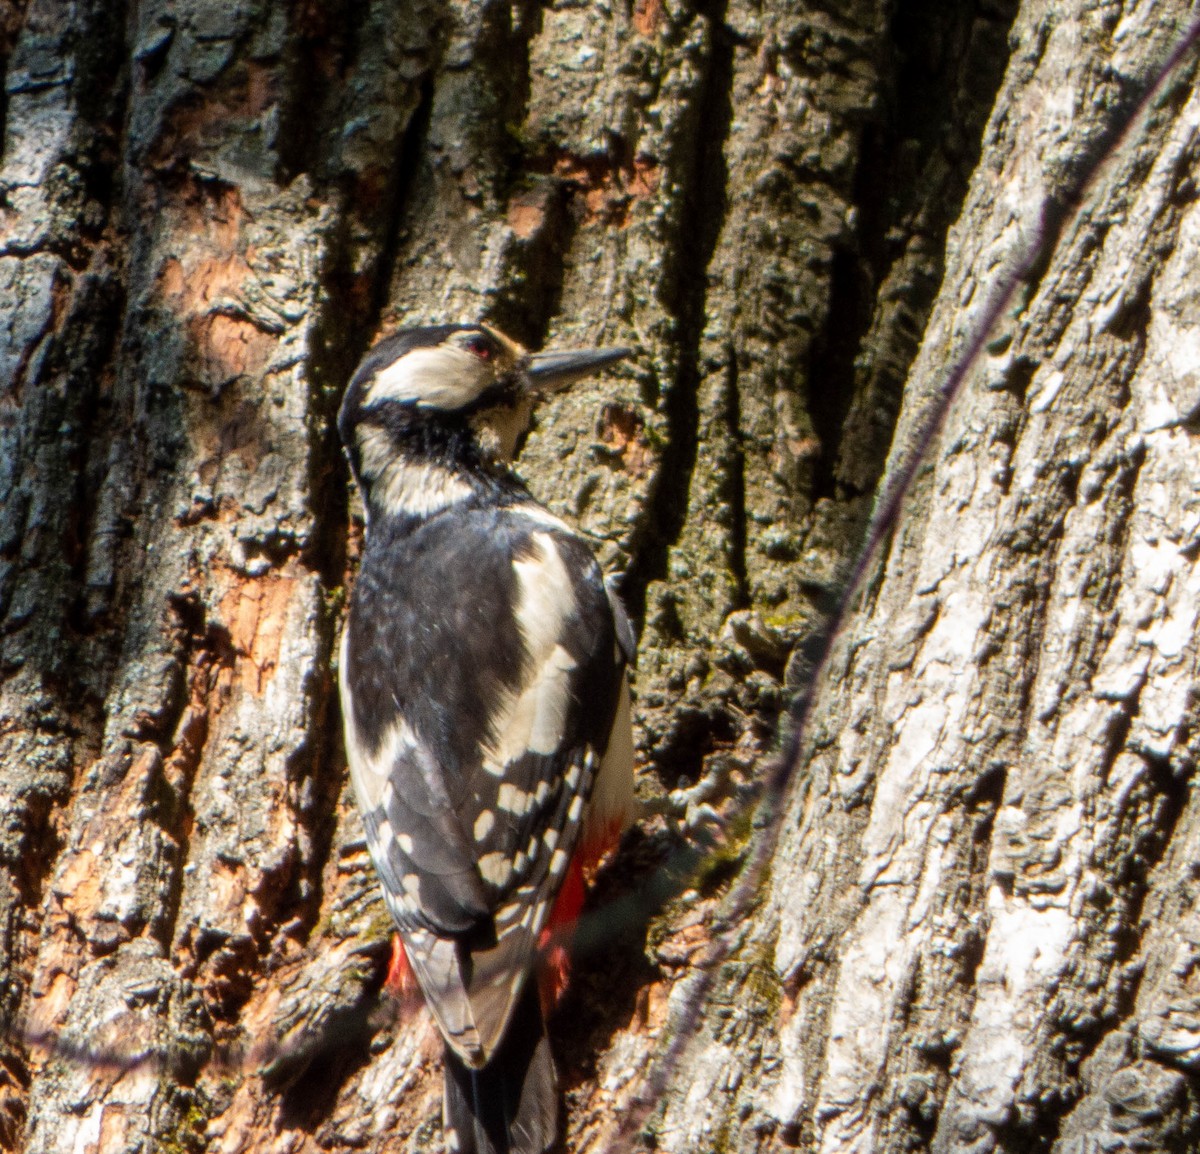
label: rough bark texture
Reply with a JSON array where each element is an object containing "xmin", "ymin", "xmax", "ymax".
[
  {"xmin": 647, "ymin": 4, "xmax": 1200, "ymax": 1153},
  {"xmin": 1, "ymin": 1, "xmax": 1195, "ymax": 1153}
]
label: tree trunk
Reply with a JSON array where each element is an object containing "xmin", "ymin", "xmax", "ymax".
[
  {"xmin": 0, "ymin": 1, "xmax": 1195, "ymax": 1152},
  {"xmin": 645, "ymin": 5, "xmax": 1200, "ymax": 1153}
]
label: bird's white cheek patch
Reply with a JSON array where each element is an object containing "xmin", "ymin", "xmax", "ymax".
[
  {"xmin": 470, "ymin": 396, "xmax": 534, "ymax": 463},
  {"xmin": 379, "ymin": 459, "xmax": 474, "ymax": 518},
  {"xmin": 365, "ymin": 345, "xmax": 488, "ymax": 409},
  {"xmin": 355, "ymin": 424, "xmax": 474, "ymax": 519}
]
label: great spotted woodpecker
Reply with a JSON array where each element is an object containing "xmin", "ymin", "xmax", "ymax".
[{"xmin": 337, "ymin": 323, "xmax": 635, "ymax": 1154}]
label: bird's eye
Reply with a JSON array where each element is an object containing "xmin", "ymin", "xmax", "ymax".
[{"xmin": 466, "ymin": 335, "xmax": 494, "ymax": 361}]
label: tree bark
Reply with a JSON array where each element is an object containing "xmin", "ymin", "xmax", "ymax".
[
  {"xmin": 1, "ymin": 1, "xmax": 1195, "ymax": 1153},
  {"xmin": 645, "ymin": 5, "xmax": 1200, "ymax": 1153}
]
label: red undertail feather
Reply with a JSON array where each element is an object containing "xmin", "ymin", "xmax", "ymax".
[
  {"xmin": 385, "ymin": 931, "xmax": 420, "ymax": 1000},
  {"xmin": 385, "ymin": 817, "xmax": 625, "ymax": 1022},
  {"xmin": 537, "ymin": 816, "xmax": 625, "ymax": 1013}
]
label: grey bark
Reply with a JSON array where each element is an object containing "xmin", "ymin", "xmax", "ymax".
[
  {"xmin": 647, "ymin": 4, "xmax": 1200, "ymax": 1154},
  {"xmin": 0, "ymin": 1, "xmax": 1191, "ymax": 1153}
]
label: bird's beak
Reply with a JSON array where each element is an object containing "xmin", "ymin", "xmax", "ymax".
[{"xmin": 525, "ymin": 346, "xmax": 632, "ymax": 394}]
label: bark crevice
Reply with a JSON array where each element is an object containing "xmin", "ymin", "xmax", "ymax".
[{"xmin": 622, "ymin": 6, "xmax": 735, "ymax": 630}]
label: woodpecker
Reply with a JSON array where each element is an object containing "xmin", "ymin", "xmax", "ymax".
[{"xmin": 337, "ymin": 323, "xmax": 635, "ymax": 1154}]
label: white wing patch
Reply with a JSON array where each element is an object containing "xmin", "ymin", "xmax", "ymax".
[
  {"xmin": 340, "ymin": 628, "xmax": 422, "ymax": 812},
  {"xmin": 509, "ymin": 503, "xmax": 574, "ymax": 534},
  {"xmin": 483, "ymin": 533, "xmax": 580, "ymax": 772},
  {"xmin": 497, "ymin": 782, "xmax": 532, "ymax": 815},
  {"xmin": 529, "ymin": 646, "xmax": 578, "ymax": 753},
  {"xmin": 479, "ymin": 852, "xmax": 514, "ymax": 887},
  {"xmin": 583, "ymin": 677, "xmax": 635, "ymax": 844}
]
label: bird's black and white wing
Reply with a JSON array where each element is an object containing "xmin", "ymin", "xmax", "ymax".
[{"xmin": 340, "ymin": 509, "xmax": 625, "ymax": 1065}]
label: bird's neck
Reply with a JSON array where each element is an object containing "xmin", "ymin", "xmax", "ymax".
[
  {"xmin": 355, "ymin": 425, "xmax": 526, "ymax": 529},
  {"xmin": 364, "ymin": 454, "xmax": 482, "ymax": 523}
]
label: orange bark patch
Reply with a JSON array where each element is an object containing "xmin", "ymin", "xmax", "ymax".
[
  {"xmin": 162, "ymin": 250, "xmax": 253, "ymax": 313},
  {"xmin": 163, "ymin": 700, "xmax": 215, "ymax": 796},
  {"xmin": 778, "ymin": 984, "xmax": 798, "ymax": 1029},
  {"xmin": 770, "ymin": 434, "xmax": 822, "ymax": 476},
  {"xmin": 28, "ymin": 970, "xmax": 76, "ymax": 1036},
  {"xmin": 211, "ymin": 857, "xmax": 249, "ymax": 922},
  {"xmin": 98, "ymin": 1103, "xmax": 132, "ymax": 1149},
  {"xmin": 507, "ymin": 193, "xmax": 547, "ymax": 240},
  {"xmin": 552, "ymin": 153, "xmax": 661, "ymax": 228},
  {"xmin": 179, "ymin": 182, "xmax": 246, "ymax": 256},
  {"xmin": 598, "ymin": 403, "xmax": 653, "ymax": 477},
  {"xmin": 25, "ymin": 951, "xmax": 86, "ymax": 1074},
  {"xmin": 626, "ymin": 156, "xmax": 660, "ymax": 199},
  {"xmin": 654, "ymin": 918, "xmax": 711, "ymax": 968},
  {"xmin": 632, "ymin": 0, "xmax": 664, "ymax": 37},
  {"xmin": 193, "ymin": 312, "xmax": 272, "ymax": 389},
  {"xmin": 159, "ymin": 256, "xmax": 185, "ymax": 298},
  {"xmin": 159, "ymin": 184, "xmax": 273, "ymax": 390},
  {"xmin": 633, "ymin": 979, "xmax": 671, "ymax": 1035},
  {"xmin": 39, "ymin": 744, "xmax": 170, "ymax": 961},
  {"xmin": 218, "ymin": 572, "xmax": 297, "ymax": 695},
  {"xmin": 54, "ymin": 847, "xmax": 101, "ymax": 923}
]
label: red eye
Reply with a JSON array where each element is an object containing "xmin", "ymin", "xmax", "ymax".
[{"xmin": 467, "ymin": 335, "xmax": 494, "ymax": 361}]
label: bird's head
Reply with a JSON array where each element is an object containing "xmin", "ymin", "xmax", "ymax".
[{"xmin": 338, "ymin": 323, "xmax": 630, "ymax": 520}]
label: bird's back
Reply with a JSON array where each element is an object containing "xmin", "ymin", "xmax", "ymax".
[{"xmin": 341, "ymin": 504, "xmax": 625, "ymax": 1061}]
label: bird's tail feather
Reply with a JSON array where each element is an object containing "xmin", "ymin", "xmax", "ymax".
[{"xmin": 442, "ymin": 980, "xmax": 558, "ymax": 1154}]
